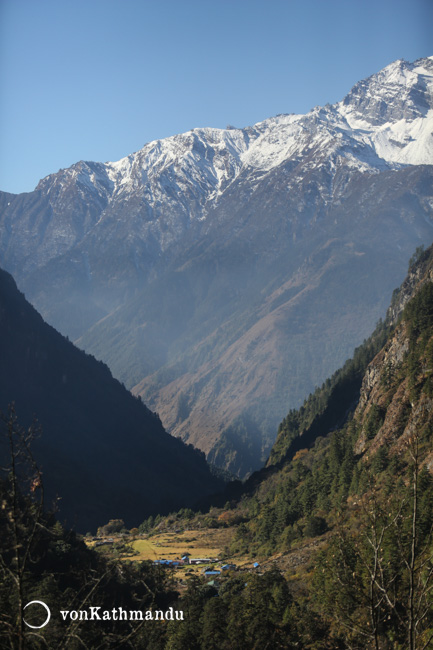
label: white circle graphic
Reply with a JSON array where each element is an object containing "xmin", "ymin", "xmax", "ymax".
[{"xmin": 23, "ymin": 600, "xmax": 51, "ymax": 629}]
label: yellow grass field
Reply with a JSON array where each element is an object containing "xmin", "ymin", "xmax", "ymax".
[
  {"xmin": 87, "ymin": 528, "xmax": 254, "ymax": 580},
  {"xmin": 129, "ymin": 528, "xmax": 233, "ymax": 562}
]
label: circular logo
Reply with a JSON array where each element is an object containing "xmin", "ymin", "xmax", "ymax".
[{"xmin": 23, "ymin": 600, "xmax": 51, "ymax": 629}]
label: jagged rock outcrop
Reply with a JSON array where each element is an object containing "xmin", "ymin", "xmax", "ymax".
[{"xmin": 354, "ymin": 249, "xmax": 433, "ymax": 458}]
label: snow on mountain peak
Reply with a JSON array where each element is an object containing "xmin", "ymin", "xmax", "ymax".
[
  {"xmin": 104, "ymin": 57, "xmax": 433, "ymax": 194},
  {"xmin": 337, "ymin": 57, "xmax": 433, "ymax": 167},
  {"xmin": 35, "ymin": 56, "xmax": 433, "ymax": 219}
]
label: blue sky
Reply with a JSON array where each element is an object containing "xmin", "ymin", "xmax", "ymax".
[{"xmin": 0, "ymin": 0, "xmax": 432, "ymax": 194}]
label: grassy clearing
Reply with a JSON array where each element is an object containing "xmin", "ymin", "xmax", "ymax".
[
  {"xmin": 88, "ymin": 527, "xmax": 254, "ymax": 582},
  {"xmin": 129, "ymin": 528, "xmax": 232, "ymax": 562}
]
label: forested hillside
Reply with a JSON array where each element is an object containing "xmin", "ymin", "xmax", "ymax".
[
  {"xmin": 218, "ymin": 244, "xmax": 433, "ymax": 647},
  {"xmin": 136, "ymin": 245, "xmax": 433, "ymax": 648},
  {"xmin": 3, "ymin": 246, "xmax": 433, "ymax": 648}
]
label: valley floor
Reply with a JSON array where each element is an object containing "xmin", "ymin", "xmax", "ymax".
[{"xmin": 87, "ymin": 526, "xmax": 327, "ymax": 591}]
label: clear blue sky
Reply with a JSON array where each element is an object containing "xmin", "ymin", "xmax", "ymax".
[{"xmin": 1, "ymin": 0, "xmax": 432, "ymax": 194}]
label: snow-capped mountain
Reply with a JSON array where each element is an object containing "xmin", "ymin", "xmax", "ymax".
[
  {"xmin": 44, "ymin": 58, "xmax": 433, "ymax": 190},
  {"xmin": 9, "ymin": 57, "xmax": 432, "ymax": 273},
  {"xmin": 1, "ymin": 56, "xmax": 433, "ymax": 475}
]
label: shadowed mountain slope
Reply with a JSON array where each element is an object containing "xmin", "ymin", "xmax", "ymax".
[{"xmin": 0, "ymin": 268, "xmax": 222, "ymax": 531}]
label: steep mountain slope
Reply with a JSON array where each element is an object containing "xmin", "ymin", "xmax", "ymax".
[
  {"xmin": 1, "ymin": 57, "xmax": 433, "ymax": 475},
  {"xmin": 128, "ymin": 247, "xmax": 433, "ymax": 648},
  {"xmin": 267, "ymin": 245, "xmax": 433, "ymax": 468},
  {"xmin": 198, "ymin": 244, "xmax": 433, "ymax": 647},
  {"xmin": 0, "ymin": 267, "xmax": 222, "ymax": 531}
]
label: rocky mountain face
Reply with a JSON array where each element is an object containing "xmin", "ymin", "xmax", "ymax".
[
  {"xmin": 0, "ymin": 267, "xmax": 222, "ymax": 531},
  {"xmin": 1, "ymin": 57, "xmax": 433, "ymax": 476},
  {"xmin": 353, "ymin": 252, "xmax": 433, "ymax": 463},
  {"xmin": 266, "ymin": 244, "xmax": 433, "ymax": 471}
]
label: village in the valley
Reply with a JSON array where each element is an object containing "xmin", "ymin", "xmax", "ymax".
[
  {"xmin": 87, "ymin": 525, "xmax": 264, "ymax": 591},
  {"xmin": 86, "ymin": 517, "xmax": 325, "ymax": 598}
]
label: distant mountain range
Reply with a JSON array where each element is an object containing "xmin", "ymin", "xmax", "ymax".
[
  {"xmin": 1, "ymin": 56, "xmax": 432, "ymax": 476},
  {"xmin": 0, "ymin": 268, "xmax": 222, "ymax": 531}
]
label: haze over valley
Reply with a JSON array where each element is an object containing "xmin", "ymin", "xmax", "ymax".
[
  {"xmin": 2, "ymin": 0, "xmax": 433, "ymax": 641},
  {"xmin": 1, "ymin": 56, "xmax": 433, "ymax": 476}
]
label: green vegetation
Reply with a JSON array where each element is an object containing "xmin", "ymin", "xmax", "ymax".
[
  {"xmin": 268, "ymin": 318, "xmax": 391, "ymax": 466},
  {"xmin": 0, "ymin": 409, "xmax": 178, "ymax": 649},
  {"xmin": 135, "ymin": 263, "xmax": 433, "ymax": 648},
  {"xmin": 3, "ymin": 249, "xmax": 433, "ymax": 648}
]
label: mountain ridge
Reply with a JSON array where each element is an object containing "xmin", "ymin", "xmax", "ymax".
[
  {"xmin": 1, "ymin": 56, "xmax": 433, "ymax": 475},
  {"xmin": 4, "ymin": 57, "xmax": 433, "ymax": 276},
  {"xmin": 0, "ymin": 266, "xmax": 223, "ymax": 531}
]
